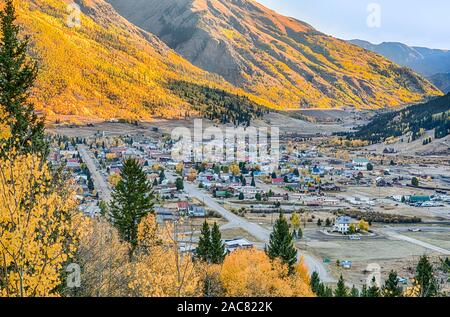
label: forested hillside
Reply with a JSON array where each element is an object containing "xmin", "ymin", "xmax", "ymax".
[
  {"xmin": 108, "ymin": 0, "xmax": 441, "ymax": 110},
  {"xmin": 16, "ymin": 0, "xmax": 275, "ymax": 123},
  {"xmin": 348, "ymin": 94, "xmax": 450, "ymax": 143}
]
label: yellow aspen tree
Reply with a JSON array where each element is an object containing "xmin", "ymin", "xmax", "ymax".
[
  {"xmin": 219, "ymin": 248, "xmax": 314, "ymax": 297},
  {"xmin": 229, "ymin": 163, "xmax": 240, "ymax": 176},
  {"xmin": 0, "ymin": 106, "xmax": 11, "ymax": 140},
  {"xmin": 128, "ymin": 217, "xmax": 203, "ymax": 297},
  {"xmin": 0, "ymin": 154, "xmax": 77, "ymax": 297},
  {"xmin": 72, "ymin": 216, "xmax": 131, "ymax": 297}
]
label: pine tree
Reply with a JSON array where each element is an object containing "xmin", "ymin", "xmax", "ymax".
[
  {"xmin": 367, "ymin": 277, "xmax": 381, "ymax": 297},
  {"xmin": 383, "ymin": 270, "xmax": 403, "ymax": 297},
  {"xmin": 415, "ymin": 255, "xmax": 439, "ymax": 297},
  {"xmin": 0, "ymin": 0, "xmax": 47, "ymax": 157},
  {"xmin": 297, "ymin": 227, "xmax": 303, "ymax": 240},
  {"xmin": 175, "ymin": 177, "xmax": 184, "ymax": 190},
  {"xmin": 360, "ymin": 284, "xmax": 368, "ymax": 297},
  {"xmin": 110, "ymin": 158, "xmax": 154, "ymax": 252},
  {"xmin": 266, "ymin": 213, "xmax": 297, "ymax": 273},
  {"xmin": 241, "ymin": 175, "xmax": 246, "ymax": 186},
  {"xmin": 159, "ymin": 170, "xmax": 165, "ymax": 184},
  {"xmin": 350, "ymin": 285, "xmax": 360, "ymax": 297},
  {"xmin": 323, "ymin": 285, "xmax": 333, "ymax": 297},
  {"xmin": 334, "ymin": 275, "xmax": 348, "ymax": 297},
  {"xmin": 196, "ymin": 221, "xmax": 212, "ymax": 262},
  {"xmin": 210, "ymin": 223, "xmax": 225, "ymax": 264},
  {"xmin": 310, "ymin": 271, "xmax": 321, "ymax": 294}
]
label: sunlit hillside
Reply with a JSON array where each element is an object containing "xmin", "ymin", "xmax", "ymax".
[
  {"xmin": 16, "ymin": 0, "xmax": 276, "ymax": 123},
  {"xmin": 108, "ymin": 0, "xmax": 442, "ymax": 110}
]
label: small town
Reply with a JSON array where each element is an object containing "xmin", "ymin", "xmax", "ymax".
[
  {"xmin": 1, "ymin": 0, "xmax": 449, "ymax": 307},
  {"xmin": 48, "ymin": 118, "xmax": 450, "ymax": 294}
]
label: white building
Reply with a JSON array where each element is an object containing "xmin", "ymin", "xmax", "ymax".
[
  {"xmin": 352, "ymin": 158, "xmax": 370, "ymax": 171},
  {"xmin": 333, "ymin": 216, "xmax": 353, "ymax": 234}
]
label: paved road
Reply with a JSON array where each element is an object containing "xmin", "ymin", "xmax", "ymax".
[
  {"xmin": 382, "ymin": 226, "xmax": 450, "ymax": 255},
  {"xmin": 172, "ymin": 173, "xmax": 335, "ymax": 282},
  {"xmin": 78, "ymin": 145, "xmax": 112, "ymax": 202},
  {"xmin": 77, "ymin": 156, "xmax": 335, "ymax": 282}
]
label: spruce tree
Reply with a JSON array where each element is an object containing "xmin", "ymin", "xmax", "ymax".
[
  {"xmin": 0, "ymin": 0, "xmax": 46, "ymax": 157},
  {"xmin": 367, "ymin": 277, "xmax": 381, "ymax": 297},
  {"xmin": 382, "ymin": 270, "xmax": 403, "ymax": 297},
  {"xmin": 310, "ymin": 271, "xmax": 321, "ymax": 294},
  {"xmin": 110, "ymin": 158, "xmax": 154, "ymax": 252},
  {"xmin": 266, "ymin": 213, "xmax": 297, "ymax": 273},
  {"xmin": 210, "ymin": 222, "xmax": 225, "ymax": 264},
  {"xmin": 334, "ymin": 275, "xmax": 349, "ymax": 297},
  {"xmin": 350, "ymin": 285, "xmax": 360, "ymax": 297},
  {"xmin": 323, "ymin": 285, "xmax": 333, "ymax": 297},
  {"xmin": 361, "ymin": 284, "xmax": 368, "ymax": 297},
  {"xmin": 415, "ymin": 255, "xmax": 439, "ymax": 297},
  {"xmin": 196, "ymin": 221, "xmax": 212, "ymax": 262}
]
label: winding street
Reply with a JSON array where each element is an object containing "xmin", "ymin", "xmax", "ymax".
[
  {"xmin": 75, "ymin": 150, "xmax": 335, "ymax": 283},
  {"xmin": 77, "ymin": 145, "xmax": 112, "ymax": 202},
  {"xmin": 173, "ymin": 173, "xmax": 335, "ymax": 282}
]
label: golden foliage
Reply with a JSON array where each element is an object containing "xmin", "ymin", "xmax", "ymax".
[
  {"xmin": 129, "ymin": 218, "xmax": 203, "ymax": 297},
  {"xmin": 136, "ymin": 213, "xmax": 159, "ymax": 249},
  {"xmin": 403, "ymin": 279, "xmax": 421, "ymax": 297},
  {"xmin": 290, "ymin": 212, "xmax": 301, "ymax": 231},
  {"xmin": 358, "ymin": 219, "xmax": 370, "ymax": 232},
  {"xmin": 229, "ymin": 163, "xmax": 240, "ymax": 176},
  {"xmin": 108, "ymin": 172, "xmax": 121, "ymax": 187},
  {"xmin": 16, "ymin": 0, "xmax": 277, "ymax": 123},
  {"xmin": 0, "ymin": 154, "xmax": 77, "ymax": 297},
  {"xmin": 73, "ymin": 216, "xmax": 131, "ymax": 296},
  {"xmin": 0, "ymin": 106, "xmax": 11, "ymax": 140},
  {"xmin": 219, "ymin": 248, "xmax": 314, "ymax": 297},
  {"xmin": 175, "ymin": 162, "xmax": 184, "ymax": 175}
]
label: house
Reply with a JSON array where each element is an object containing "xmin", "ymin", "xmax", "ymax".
[
  {"xmin": 188, "ymin": 205, "xmax": 206, "ymax": 217},
  {"xmin": 155, "ymin": 207, "xmax": 176, "ymax": 223},
  {"xmin": 320, "ymin": 183, "xmax": 340, "ymax": 191},
  {"xmin": 177, "ymin": 201, "xmax": 189, "ymax": 213},
  {"xmin": 408, "ymin": 195, "xmax": 431, "ymax": 204},
  {"xmin": 272, "ymin": 178, "xmax": 284, "ymax": 185},
  {"xmin": 311, "ymin": 166, "xmax": 324, "ymax": 176},
  {"xmin": 224, "ymin": 238, "xmax": 253, "ymax": 253},
  {"xmin": 333, "ymin": 216, "xmax": 353, "ymax": 234},
  {"xmin": 340, "ymin": 260, "xmax": 352, "ymax": 269},
  {"xmin": 352, "ymin": 158, "xmax": 370, "ymax": 171}
]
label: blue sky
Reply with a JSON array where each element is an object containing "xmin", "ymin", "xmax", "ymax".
[{"xmin": 257, "ymin": 0, "xmax": 450, "ymax": 50}]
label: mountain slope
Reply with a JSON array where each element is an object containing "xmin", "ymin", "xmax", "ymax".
[
  {"xmin": 107, "ymin": 0, "xmax": 441, "ymax": 110},
  {"xmin": 349, "ymin": 40, "xmax": 450, "ymax": 92},
  {"xmin": 17, "ymin": 0, "xmax": 273, "ymax": 123},
  {"xmin": 349, "ymin": 40, "xmax": 450, "ymax": 77},
  {"xmin": 348, "ymin": 94, "xmax": 450, "ymax": 143},
  {"xmin": 429, "ymin": 73, "xmax": 450, "ymax": 93}
]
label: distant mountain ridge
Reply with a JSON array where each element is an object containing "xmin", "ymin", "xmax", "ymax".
[
  {"xmin": 349, "ymin": 39, "xmax": 450, "ymax": 93},
  {"xmin": 106, "ymin": 0, "xmax": 440, "ymax": 110}
]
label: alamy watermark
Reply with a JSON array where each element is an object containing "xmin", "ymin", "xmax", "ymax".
[
  {"xmin": 171, "ymin": 119, "xmax": 280, "ymax": 170},
  {"xmin": 366, "ymin": 263, "xmax": 382, "ymax": 288},
  {"xmin": 66, "ymin": 3, "xmax": 81, "ymax": 28},
  {"xmin": 367, "ymin": 3, "xmax": 382, "ymax": 28},
  {"xmin": 66, "ymin": 263, "xmax": 81, "ymax": 289}
]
